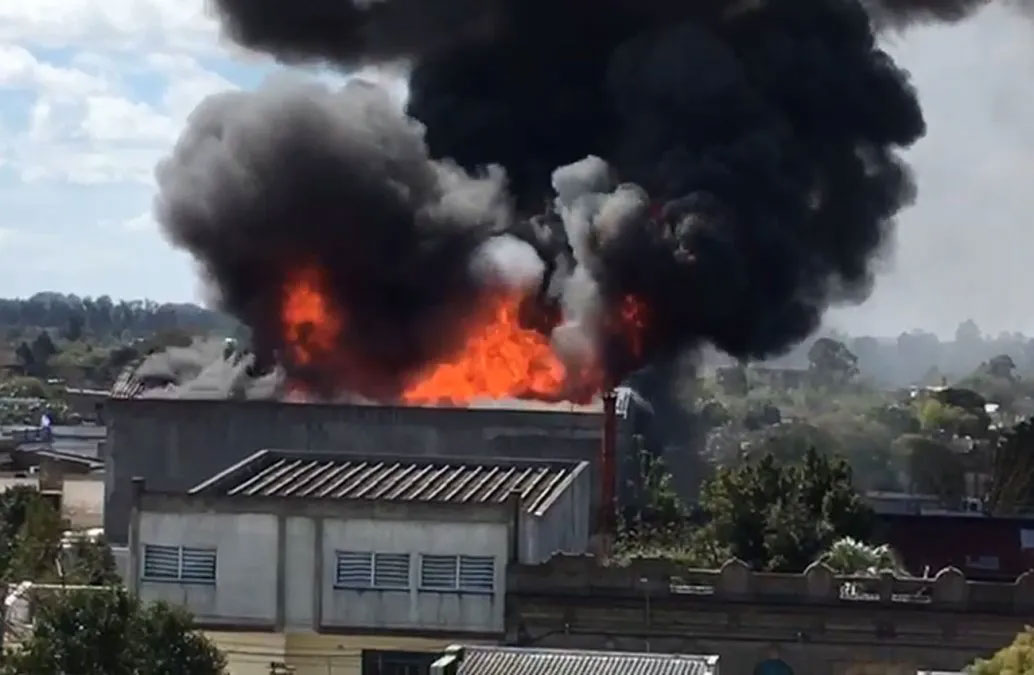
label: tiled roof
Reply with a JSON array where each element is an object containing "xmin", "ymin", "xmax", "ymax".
[
  {"xmin": 190, "ymin": 450, "xmax": 586, "ymax": 513},
  {"xmin": 450, "ymin": 646, "xmax": 719, "ymax": 675}
]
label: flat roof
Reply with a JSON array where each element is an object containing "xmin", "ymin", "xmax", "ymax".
[
  {"xmin": 451, "ymin": 646, "xmax": 719, "ymax": 675},
  {"xmin": 189, "ymin": 450, "xmax": 587, "ymax": 514}
]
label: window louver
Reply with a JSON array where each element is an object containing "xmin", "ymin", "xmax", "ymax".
[
  {"xmin": 142, "ymin": 544, "xmax": 215, "ymax": 584},
  {"xmin": 335, "ymin": 551, "xmax": 374, "ymax": 588},
  {"xmin": 142, "ymin": 544, "xmax": 179, "ymax": 581},
  {"xmin": 420, "ymin": 555, "xmax": 458, "ymax": 590},
  {"xmin": 459, "ymin": 555, "xmax": 495, "ymax": 593},
  {"xmin": 373, "ymin": 553, "xmax": 410, "ymax": 589},
  {"xmin": 180, "ymin": 547, "xmax": 217, "ymax": 583}
]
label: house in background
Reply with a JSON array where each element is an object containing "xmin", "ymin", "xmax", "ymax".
[
  {"xmin": 126, "ymin": 449, "xmax": 592, "ymax": 675},
  {"xmin": 877, "ymin": 512, "xmax": 1034, "ymax": 581},
  {"xmin": 429, "ymin": 645, "xmax": 720, "ymax": 675}
]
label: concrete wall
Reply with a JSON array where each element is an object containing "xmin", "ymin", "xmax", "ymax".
[
  {"xmin": 518, "ymin": 463, "xmax": 591, "ymax": 563},
  {"xmin": 322, "ymin": 519, "xmax": 508, "ymax": 633},
  {"xmin": 132, "ymin": 494, "xmax": 524, "ymax": 637},
  {"xmin": 284, "ymin": 516, "xmax": 315, "ymax": 630},
  {"xmin": 137, "ymin": 512, "xmax": 279, "ymax": 626},
  {"xmin": 106, "ymin": 398, "xmax": 617, "ymax": 544},
  {"xmin": 507, "ymin": 555, "xmax": 1033, "ymax": 675}
]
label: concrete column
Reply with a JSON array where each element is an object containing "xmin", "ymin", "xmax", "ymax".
[
  {"xmin": 312, "ymin": 517, "xmax": 323, "ymax": 632},
  {"xmin": 275, "ymin": 513, "xmax": 286, "ymax": 631},
  {"xmin": 127, "ymin": 476, "xmax": 145, "ymax": 595}
]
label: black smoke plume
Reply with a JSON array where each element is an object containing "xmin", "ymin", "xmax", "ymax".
[
  {"xmin": 155, "ymin": 78, "xmax": 516, "ymax": 399},
  {"xmin": 156, "ymin": 0, "xmax": 1006, "ymax": 398}
]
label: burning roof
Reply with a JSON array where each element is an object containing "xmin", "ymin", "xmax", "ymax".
[
  {"xmin": 149, "ymin": 0, "xmax": 1019, "ymax": 407},
  {"xmin": 109, "ymin": 338, "xmax": 641, "ymax": 414}
]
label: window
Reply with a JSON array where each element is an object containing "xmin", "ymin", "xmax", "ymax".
[
  {"xmin": 335, "ymin": 551, "xmax": 410, "ymax": 590},
  {"xmin": 374, "ymin": 553, "xmax": 410, "ymax": 589},
  {"xmin": 419, "ymin": 554, "xmax": 495, "ymax": 593},
  {"xmin": 361, "ymin": 650, "xmax": 437, "ymax": 675},
  {"xmin": 142, "ymin": 545, "xmax": 216, "ymax": 584},
  {"xmin": 420, "ymin": 555, "xmax": 457, "ymax": 590},
  {"xmin": 459, "ymin": 555, "xmax": 495, "ymax": 593}
]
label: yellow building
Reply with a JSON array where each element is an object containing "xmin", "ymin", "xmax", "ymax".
[{"xmin": 207, "ymin": 631, "xmax": 492, "ymax": 675}]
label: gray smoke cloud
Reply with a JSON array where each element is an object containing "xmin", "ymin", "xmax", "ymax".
[
  {"xmin": 129, "ymin": 338, "xmax": 282, "ymax": 400},
  {"xmin": 155, "ymin": 77, "xmax": 525, "ymax": 400}
]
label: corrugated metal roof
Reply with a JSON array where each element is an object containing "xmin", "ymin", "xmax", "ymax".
[
  {"xmin": 109, "ymin": 360, "xmax": 147, "ymax": 399},
  {"xmin": 454, "ymin": 647, "xmax": 719, "ymax": 675},
  {"xmin": 191, "ymin": 451, "xmax": 584, "ymax": 513}
]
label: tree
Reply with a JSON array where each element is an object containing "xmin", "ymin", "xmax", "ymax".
[
  {"xmin": 956, "ymin": 319, "xmax": 982, "ymax": 347},
  {"xmin": 62, "ymin": 314, "xmax": 85, "ymax": 342},
  {"xmin": 14, "ymin": 342, "xmax": 34, "ymax": 370},
  {"xmin": 30, "ymin": 331, "xmax": 57, "ymax": 367},
  {"xmin": 0, "ymin": 487, "xmax": 117, "ymax": 646},
  {"xmin": 807, "ymin": 338, "xmax": 859, "ymax": 386},
  {"xmin": 988, "ymin": 419, "xmax": 1034, "ymax": 515},
  {"xmin": 893, "ymin": 435, "xmax": 965, "ymax": 509},
  {"xmin": 989, "ymin": 354, "xmax": 1018, "ymax": 381},
  {"xmin": 692, "ymin": 448, "xmax": 873, "ymax": 572},
  {"xmin": 0, "ymin": 589, "xmax": 227, "ymax": 675},
  {"xmin": 819, "ymin": 537, "xmax": 904, "ymax": 577},
  {"xmin": 968, "ymin": 627, "xmax": 1034, "ymax": 675}
]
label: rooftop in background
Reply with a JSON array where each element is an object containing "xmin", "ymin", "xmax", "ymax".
[
  {"xmin": 2, "ymin": 424, "xmax": 106, "ymax": 458},
  {"xmin": 435, "ymin": 645, "xmax": 719, "ymax": 675},
  {"xmin": 188, "ymin": 450, "xmax": 588, "ymax": 514},
  {"xmin": 107, "ymin": 338, "xmax": 647, "ymax": 414}
]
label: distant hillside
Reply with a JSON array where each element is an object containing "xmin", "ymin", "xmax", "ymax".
[{"xmin": 0, "ymin": 293, "xmax": 242, "ymax": 340}]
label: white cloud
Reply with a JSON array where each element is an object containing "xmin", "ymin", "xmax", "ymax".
[
  {"xmin": 120, "ymin": 212, "xmax": 158, "ymax": 233},
  {"xmin": 81, "ymin": 96, "xmax": 177, "ymax": 143},
  {"xmin": 0, "ymin": 45, "xmax": 110, "ymax": 97},
  {"xmin": 0, "ymin": 0, "xmax": 220, "ymax": 55},
  {"xmin": 146, "ymin": 52, "xmax": 237, "ymax": 119},
  {"xmin": 1, "ymin": 47, "xmax": 243, "ymax": 184}
]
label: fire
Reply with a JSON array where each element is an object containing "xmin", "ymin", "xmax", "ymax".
[
  {"xmin": 281, "ymin": 266, "xmax": 343, "ymax": 366},
  {"xmin": 403, "ymin": 293, "xmax": 570, "ymax": 404},
  {"xmin": 617, "ymin": 293, "xmax": 649, "ymax": 360},
  {"xmin": 277, "ymin": 263, "xmax": 651, "ymax": 404}
]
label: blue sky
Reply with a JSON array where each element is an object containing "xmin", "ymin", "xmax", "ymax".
[{"xmin": 1, "ymin": 2, "xmax": 1033, "ymax": 338}]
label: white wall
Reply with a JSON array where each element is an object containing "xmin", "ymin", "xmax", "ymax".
[
  {"xmin": 136, "ymin": 509, "xmax": 519, "ymax": 635},
  {"xmin": 137, "ymin": 512, "xmax": 278, "ymax": 626},
  {"xmin": 285, "ymin": 516, "xmax": 315, "ymax": 630},
  {"xmin": 321, "ymin": 518, "xmax": 508, "ymax": 633},
  {"xmin": 519, "ymin": 466, "xmax": 591, "ymax": 563}
]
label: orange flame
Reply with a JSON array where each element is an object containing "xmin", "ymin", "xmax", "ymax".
[
  {"xmin": 278, "ymin": 264, "xmax": 646, "ymax": 404},
  {"xmin": 403, "ymin": 293, "xmax": 570, "ymax": 404},
  {"xmin": 281, "ymin": 266, "xmax": 343, "ymax": 366}
]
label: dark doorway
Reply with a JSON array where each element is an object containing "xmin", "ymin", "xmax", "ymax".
[{"xmin": 361, "ymin": 650, "xmax": 439, "ymax": 675}]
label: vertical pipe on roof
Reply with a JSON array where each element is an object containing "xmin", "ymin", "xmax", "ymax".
[{"xmin": 600, "ymin": 388, "xmax": 618, "ymax": 545}]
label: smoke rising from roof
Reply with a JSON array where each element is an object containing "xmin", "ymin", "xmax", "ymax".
[
  {"xmin": 152, "ymin": 0, "xmax": 1013, "ymax": 399},
  {"xmin": 128, "ymin": 339, "xmax": 282, "ymax": 400},
  {"xmin": 155, "ymin": 78, "xmax": 519, "ymax": 398}
]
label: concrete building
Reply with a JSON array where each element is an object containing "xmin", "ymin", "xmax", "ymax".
[
  {"xmin": 430, "ymin": 645, "xmax": 720, "ymax": 674},
  {"xmin": 506, "ymin": 554, "xmax": 1032, "ymax": 675},
  {"xmin": 127, "ymin": 450, "xmax": 591, "ymax": 674},
  {"xmin": 105, "ymin": 392, "xmax": 644, "ymax": 545}
]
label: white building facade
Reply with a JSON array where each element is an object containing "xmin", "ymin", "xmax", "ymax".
[{"xmin": 127, "ymin": 450, "xmax": 591, "ymax": 636}]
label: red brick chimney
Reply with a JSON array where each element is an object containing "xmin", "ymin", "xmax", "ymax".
[{"xmin": 599, "ymin": 388, "xmax": 618, "ymax": 547}]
